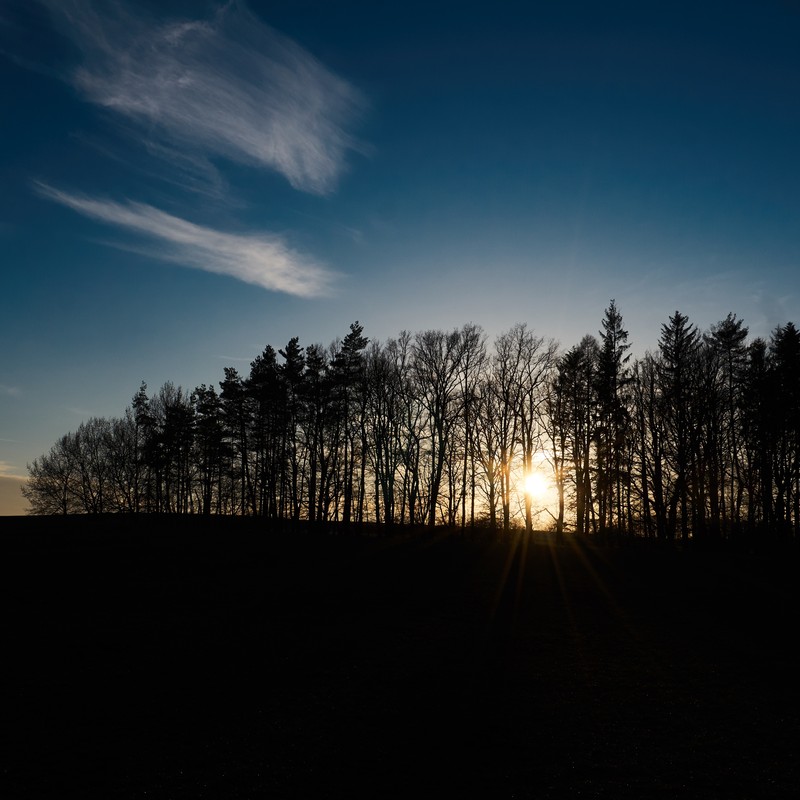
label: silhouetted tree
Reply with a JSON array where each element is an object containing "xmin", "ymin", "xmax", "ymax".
[
  {"xmin": 219, "ymin": 368, "xmax": 250, "ymax": 515},
  {"xmin": 766, "ymin": 322, "xmax": 800, "ymax": 535},
  {"xmin": 279, "ymin": 338, "xmax": 306, "ymax": 521},
  {"xmin": 631, "ymin": 353, "xmax": 669, "ymax": 538},
  {"xmin": 25, "ymin": 308, "xmax": 800, "ymax": 542},
  {"xmin": 24, "ymin": 433, "xmax": 80, "ymax": 514},
  {"xmin": 365, "ymin": 336, "xmax": 415, "ymax": 526},
  {"xmin": 490, "ymin": 328, "xmax": 526, "ymax": 533},
  {"xmin": 658, "ymin": 311, "xmax": 702, "ymax": 539},
  {"xmin": 192, "ymin": 384, "xmax": 226, "ymax": 515},
  {"xmin": 394, "ymin": 331, "xmax": 425, "ymax": 525},
  {"xmin": 103, "ymin": 411, "xmax": 142, "ymax": 513},
  {"xmin": 456, "ymin": 323, "xmax": 487, "ymax": 530},
  {"xmin": 331, "ymin": 322, "xmax": 369, "ymax": 525},
  {"xmin": 299, "ymin": 342, "xmax": 329, "ymax": 523},
  {"xmin": 411, "ymin": 328, "xmax": 468, "ymax": 525},
  {"xmin": 472, "ymin": 370, "xmax": 504, "ymax": 530},
  {"xmin": 596, "ymin": 300, "xmax": 632, "ymax": 536},
  {"xmin": 708, "ymin": 314, "xmax": 749, "ymax": 532},
  {"xmin": 553, "ymin": 336, "xmax": 599, "ymax": 535},
  {"xmin": 248, "ymin": 346, "xmax": 284, "ymax": 517},
  {"xmin": 507, "ymin": 324, "xmax": 558, "ymax": 534}
]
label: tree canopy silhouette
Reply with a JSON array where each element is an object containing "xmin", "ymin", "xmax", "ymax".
[{"xmin": 23, "ymin": 310, "xmax": 800, "ymax": 541}]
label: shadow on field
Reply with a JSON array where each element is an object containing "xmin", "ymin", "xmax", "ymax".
[{"xmin": 3, "ymin": 516, "xmax": 799, "ymax": 798}]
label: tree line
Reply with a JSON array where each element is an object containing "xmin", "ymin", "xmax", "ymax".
[{"xmin": 23, "ymin": 303, "xmax": 800, "ymax": 541}]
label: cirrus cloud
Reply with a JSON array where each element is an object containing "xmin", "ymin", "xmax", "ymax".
[
  {"xmin": 42, "ymin": 0, "xmax": 365, "ymax": 195},
  {"xmin": 36, "ymin": 182, "xmax": 337, "ymax": 297}
]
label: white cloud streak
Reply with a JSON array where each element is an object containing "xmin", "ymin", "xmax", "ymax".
[
  {"xmin": 43, "ymin": 0, "xmax": 364, "ymax": 194},
  {"xmin": 0, "ymin": 461, "xmax": 25, "ymax": 478},
  {"xmin": 37, "ymin": 183, "xmax": 337, "ymax": 296}
]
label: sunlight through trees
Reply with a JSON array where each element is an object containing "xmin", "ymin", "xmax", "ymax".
[{"xmin": 23, "ymin": 307, "xmax": 800, "ymax": 541}]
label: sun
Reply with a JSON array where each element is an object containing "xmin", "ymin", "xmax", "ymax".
[{"xmin": 523, "ymin": 471, "xmax": 548, "ymax": 499}]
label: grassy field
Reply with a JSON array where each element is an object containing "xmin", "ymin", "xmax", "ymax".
[{"xmin": 3, "ymin": 517, "xmax": 799, "ymax": 798}]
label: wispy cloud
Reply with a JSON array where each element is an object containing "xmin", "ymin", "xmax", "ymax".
[
  {"xmin": 0, "ymin": 461, "xmax": 25, "ymax": 478},
  {"xmin": 70, "ymin": 127, "xmax": 233, "ymax": 201},
  {"xmin": 36, "ymin": 183, "xmax": 336, "ymax": 296},
  {"xmin": 0, "ymin": 384, "xmax": 21, "ymax": 397},
  {"xmin": 42, "ymin": 0, "xmax": 364, "ymax": 195}
]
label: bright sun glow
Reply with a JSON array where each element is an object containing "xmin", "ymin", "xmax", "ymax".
[{"xmin": 523, "ymin": 471, "xmax": 548, "ymax": 498}]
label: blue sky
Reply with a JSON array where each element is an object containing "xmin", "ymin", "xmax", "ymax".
[{"xmin": 2, "ymin": 0, "xmax": 800, "ymax": 511}]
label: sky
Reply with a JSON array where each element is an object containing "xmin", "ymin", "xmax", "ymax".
[{"xmin": 2, "ymin": 0, "xmax": 800, "ymax": 513}]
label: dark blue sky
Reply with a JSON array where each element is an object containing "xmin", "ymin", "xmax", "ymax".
[{"xmin": 2, "ymin": 0, "xmax": 800, "ymax": 509}]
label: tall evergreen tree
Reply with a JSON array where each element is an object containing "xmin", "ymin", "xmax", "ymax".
[
  {"xmin": 279, "ymin": 337, "xmax": 306, "ymax": 521},
  {"xmin": 767, "ymin": 322, "xmax": 800, "ymax": 535},
  {"xmin": 192, "ymin": 384, "xmax": 226, "ymax": 515},
  {"xmin": 219, "ymin": 368, "xmax": 250, "ymax": 515},
  {"xmin": 658, "ymin": 311, "xmax": 702, "ymax": 539},
  {"xmin": 551, "ymin": 336, "xmax": 599, "ymax": 535},
  {"xmin": 708, "ymin": 314, "xmax": 749, "ymax": 531},
  {"xmin": 596, "ymin": 300, "xmax": 632, "ymax": 535},
  {"xmin": 332, "ymin": 322, "xmax": 369, "ymax": 525}
]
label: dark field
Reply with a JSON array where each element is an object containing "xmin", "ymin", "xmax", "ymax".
[{"xmin": 3, "ymin": 517, "xmax": 800, "ymax": 798}]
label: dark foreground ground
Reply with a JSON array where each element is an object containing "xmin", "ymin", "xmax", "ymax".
[{"xmin": 3, "ymin": 517, "xmax": 799, "ymax": 798}]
